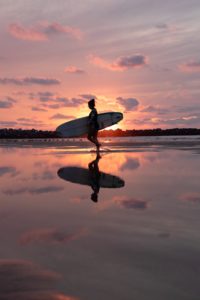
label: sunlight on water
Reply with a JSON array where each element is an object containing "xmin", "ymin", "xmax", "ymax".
[{"xmin": 0, "ymin": 144, "xmax": 200, "ymax": 300}]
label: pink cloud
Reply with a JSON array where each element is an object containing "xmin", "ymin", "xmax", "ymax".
[
  {"xmin": 113, "ymin": 196, "xmax": 149, "ymax": 210},
  {"xmin": 0, "ymin": 259, "xmax": 79, "ymax": 300},
  {"xmin": 0, "ymin": 77, "xmax": 60, "ymax": 85},
  {"xmin": 8, "ymin": 22, "xmax": 82, "ymax": 42},
  {"xmin": 50, "ymin": 113, "xmax": 74, "ymax": 120},
  {"xmin": 89, "ymin": 54, "xmax": 147, "ymax": 71},
  {"xmin": 179, "ymin": 60, "xmax": 200, "ymax": 72},
  {"xmin": 44, "ymin": 22, "xmax": 82, "ymax": 40},
  {"xmin": 9, "ymin": 23, "xmax": 47, "ymax": 41},
  {"xmin": 0, "ymin": 97, "xmax": 17, "ymax": 109},
  {"xmin": 19, "ymin": 227, "xmax": 88, "ymax": 245},
  {"xmin": 79, "ymin": 94, "xmax": 97, "ymax": 100},
  {"xmin": 64, "ymin": 66, "xmax": 85, "ymax": 74},
  {"xmin": 32, "ymin": 106, "xmax": 48, "ymax": 112},
  {"xmin": 116, "ymin": 97, "xmax": 139, "ymax": 111},
  {"xmin": 29, "ymin": 92, "xmax": 85, "ymax": 109},
  {"xmin": 180, "ymin": 193, "xmax": 200, "ymax": 203}
]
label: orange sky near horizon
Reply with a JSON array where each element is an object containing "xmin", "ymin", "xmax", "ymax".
[{"xmin": 0, "ymin": 0, "xmax": 200, "ymax": 130}]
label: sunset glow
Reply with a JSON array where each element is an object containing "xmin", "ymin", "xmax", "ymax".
[{"xmin": 1, "ymin": 0, "xmax": 200, "ymax": 130}]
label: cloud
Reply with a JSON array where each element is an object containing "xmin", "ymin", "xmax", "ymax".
[
  {"xmin": 3, "ymin": 185, "xmax": 64, "ymax": 195},
  {"xmin": 43, "ymin": 97, "xmax": 84, "ymax": 109},
  {"xmin": 9, "ymin": 23, "xmax": 47, "ymax": 41},
  {"xmin": 32, "ymin": 106, "xmax": 48, "ymax": 112},
  {"xmin": 121, "ymin": 199, "xmax": 148, "ymax": 210},
  {"xmin": 0, "ymin": 166, "xmax": 18, "ymax": 177},
  {"xmin": 140, "ymin": 105, "xmax": 169, "ymax": 115},
  {"xmin": 0, "ymin": 97, "xmax": 17, "ymax": 109},
  {"xmin": 50, "ymin": 114, "xmax": 74, "ymax": 120},
  {"xmin": 29, "ymin": 91, "xmax": 55, "ymax": 100},
  {"xmin": 155, "ymin": 23, "xmax": 176, "ymax": 31},
  {"xmin": 0, "ymin": 121, "xmax": 18, "ymax": 127},
  {"xmin": 19, "ymin": 227, "xmax": 87, "ymax": 245},
  {"xmin": 17, "ymin": 117, "xmax": 41, "ymax": 122},
  {"xmin": 79, "ymin": 94, "xmax": 97, "ymax": 100},
  {"xmin": 16, "ymin": 118, "xmax": 45, "ymax": 127},
  {"xmin": 3, "ymin": 187, "xmax": 27, "ymax": 195},
  {"xmin": 180, "ymin": 193, "xmax": 200, "ymax": 204},
  {"xmin": 132, "ymin": 114, "xmax": 200, "ymax": 127},
  {"xmin": 161, "ymin": 115, "xmax": 200, "ymax": 125},
  {"xmin": 0, "ymin": 259, "xmax": 78, "ymax": 300},
  {"xmin": 120, "ymin": 158, "xmax": 140, "ymax": 171},
  {"xmin": 30, "ymin": 186, "xmax": 64, "ymax": 194},
  {"xmin": 89, "ymin": 54, "xmax": 147, "ymax": 71},
  {"xmin": 43, "ymin": 22, "xmax": 82, "ymax": 39},
  {"xmin": 155, "ymin": 23, "xmax": 169, "ymax": 29},
  {"xmin": 0, "ymin": 118, "xmax": 46, "ymax": 128},
  {"xmin": 0, "ymin": 77, "xmax": 60, "ymax": 86},
  {"xmin": 158, "ymin": 232, "xmax": 170, "ymax": 239},
  {"xmin": 64, "ymin": 66, "xmax": 85, "ymax": 74},
  {"xmin": 30, "ymin": 92, "xmax": 85, "ymax": 109},
  {"xmin": 179, "ymin": 60, "xmax": 200, "ymax": 72},
  {"xmin": 8, "ymin": 22, "xmax": 82, "ymax": 41},
  {"xmin": 33, "ymin": 170, "xmax": 55, "ymax": 181},
  {"xmin": 113, "ymin": 196, "xmax": 148, "ymax": 210},
  {"xmin": 174, "ymin": 105, "xmax": 200, "ymax": 113},
  {"xmin": 116, "ymin": 97, "xmax": 139, "ymax": 112}
]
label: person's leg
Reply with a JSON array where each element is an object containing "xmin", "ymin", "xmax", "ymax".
[
  {"xmin": 92, "ymin": 131, "xmax": 100, "ymax": 149},
  {"xmin": 87, "ymin": 133, "xmax": 95, "ymax": 144},
  {"xmin": 88, "ymin": 128, "xmax": 101, "ymax": 151},
  {"xmin": 87, "ymin": 133, "xmax": 92, "ymax": 143}
]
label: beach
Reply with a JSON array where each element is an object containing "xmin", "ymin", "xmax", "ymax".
[
  {"xmin": 1, "ymin": 135, "xmax": 200, "ymax": 149},
  {"xmin": 0, "ymin": 137, "xmax": 200, "ymax": 299}
]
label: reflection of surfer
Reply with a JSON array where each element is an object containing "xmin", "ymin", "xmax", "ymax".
[
  {"xmin": 88, "ymin": 154, "xmax": 101, "ymax": 202},
  {"xmin": 87, "ymin": 99, "xmax": 101, "ymax": 153}
]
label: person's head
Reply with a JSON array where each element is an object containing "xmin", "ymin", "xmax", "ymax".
[{"xmin": 88, "ymin": 98, "xmax": 95, "ymax": 110}]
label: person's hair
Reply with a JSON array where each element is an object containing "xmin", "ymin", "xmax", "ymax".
[{"xmin": 88, "ymin": 98, "xmax": 95, "ymax": 109}]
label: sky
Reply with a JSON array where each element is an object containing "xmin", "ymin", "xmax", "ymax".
[{"xmin": 0, "ymin": 0, "xmax": 200, "ymax": 130}]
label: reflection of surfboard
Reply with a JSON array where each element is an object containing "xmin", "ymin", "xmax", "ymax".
[
  {"xmin": 56, "ymin": 112, "xmax": 123, "ymax": 138},
  {"xmin": 57, "ymin": 167, "xmax": 125, "ymax": 188}
]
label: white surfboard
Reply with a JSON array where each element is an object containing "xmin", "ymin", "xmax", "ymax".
[
  {"xmin": 56, "ymin": 112, "xmax": 123, "ymax": 138},
  {"xmin": 57, "ymin": 166, "xmax": 125, "ymax": 188}
]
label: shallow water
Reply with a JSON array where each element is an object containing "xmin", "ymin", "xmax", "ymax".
[{"xmin": 0, "ymin": 143, "xmax": 200, "ymax": 300}]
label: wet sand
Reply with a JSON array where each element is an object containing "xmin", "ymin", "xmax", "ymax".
[
  {"xmin": 0, "ymin": 141, "xmax": 200, "ymax": 299},
  {"xmin": 1, "ymin": 136, "xmax": 200, "ymax": 150}
]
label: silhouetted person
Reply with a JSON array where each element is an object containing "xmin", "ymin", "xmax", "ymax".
[
  {"xmin": 87, "ymin": 99, "xmax": 101, "ymax": 153},
  {"xmin": 88, "ymin": 154, "xmax": 101, "ymax": 202}
]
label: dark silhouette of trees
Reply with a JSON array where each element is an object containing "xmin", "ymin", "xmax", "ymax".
[
  {"xmin": 1, "ymin": 127, "xmax": 200, "ymax": 139},
  {"xmin": 0, "ymin": 128, "xmax": 59, "ymax": 139},
  {"xmin": 98, "ymin": 128, "xmax": 200, "ymax": 137}
]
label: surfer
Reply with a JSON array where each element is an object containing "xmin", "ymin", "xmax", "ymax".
[
  {"xmin": 88, "ymin": 154, "xmax": 101, "ymax": 202},
  {"xmin": 87, "ymin": 99, "xmax": 101, "ymax": 152}
]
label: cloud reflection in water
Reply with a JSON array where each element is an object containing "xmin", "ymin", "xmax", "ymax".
[{"xmin": 0, "ymin": 259, "xmax": 78, "ymax": 300}]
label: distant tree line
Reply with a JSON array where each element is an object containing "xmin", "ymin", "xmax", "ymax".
[
  {"xmin": 99, "ymin": 128, "xmax": 200, "ymax": 137},
  {"xmin": 1, "ymin": 127, "xmax": 200, "ymax": 139},
  {"xmin": 0, "ymin": 128, "xmax": 58, "ymax": 139}
]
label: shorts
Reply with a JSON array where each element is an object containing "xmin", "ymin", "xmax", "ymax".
[{"xmin": 88, "ymin": 127, "xmax": 98, "ymax": 138}]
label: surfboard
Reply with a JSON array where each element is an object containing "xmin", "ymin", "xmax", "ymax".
[
  {"xmin": 57, "ymin": 166, "xmax": 125, "ymax": 188},
  {"xmin": 56, "ymin": 112, "xmax": 123, "ymax": 138}
]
